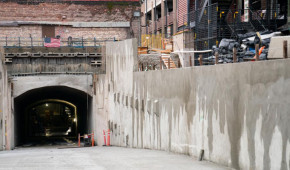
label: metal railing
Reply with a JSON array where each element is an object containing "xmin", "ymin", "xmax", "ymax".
[
  {"xmin": 0, "ymin": 37, "xmax": 115, "ymax": 48},
  {"xmin": 219, "ymin": 8, "xmax": 278, "ymax": 40},
  {"xmin": 224, "ymin": 9, "xmax": 268, "ymax": 32},
  {"xmin": 141, "ymin": 34, "xmax": 165, "ymax": 49}
]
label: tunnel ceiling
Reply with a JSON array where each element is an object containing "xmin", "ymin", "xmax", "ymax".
[{"xmin": 14, "ymin": 86, "xmax": 90, "ymax": 107}]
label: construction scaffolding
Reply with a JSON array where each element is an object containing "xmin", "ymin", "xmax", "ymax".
[{"xmin": 183, "ymin": 3, "xmax": 218, "ymax": 51}]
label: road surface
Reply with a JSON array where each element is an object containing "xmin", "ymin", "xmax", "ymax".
[{"xmin": 0, "ymin": 146, "xmax": 233, "ymax": 170}]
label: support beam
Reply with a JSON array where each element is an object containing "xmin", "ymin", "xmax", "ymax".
[
  {"xmin": 199, "ymin": 54, "xmax": 203, "ymax": 66},
  {"xmin": 173, "ymin": 0, "xmax": 177, "ymax": 34},
  {"xmin": 161, "ymin": 0, "xmax": 165, "ymax": 37},
  {"xmin": 215, "ymin": 51, "xmax": 219, "ymax": 65},
  {"xmin": 151, "ymin": 2, "xmax": 155, "ymax": 34},
  {"xmin": 145, "ymin": 0, "xmax": 148, "ymax": 34},
  {"xmin": 284, "ymin": 40, "xmax": 288, "ymax": 59},
  {"xmin": 198, "ymin": 0, "xmax": 209, "ymax": 23},
  {"xmin": 233, "ymin": 47, "xmax": 237, "ymax": 63},
  {"xmin": 255, "ymin": 44, "xmax": 260, "ymax": 61}
]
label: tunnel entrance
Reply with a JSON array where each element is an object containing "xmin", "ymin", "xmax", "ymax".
[
  {"xmin": 26, "ymin": 99, "xmax": 77, "ymax": 139},
  {"xmin": 14, "ymin": 86, "xmax": 92, "ymax": 146}
]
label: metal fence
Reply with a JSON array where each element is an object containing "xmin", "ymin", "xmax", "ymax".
[
  {"xmin": 183, "ymin": 3, "xmax": 218, "ymax": 51},
  {"xmin": 219, "ymin": 8, "xmax": 279, "ymax": 41},
  {"xmin": 141, "ymin": 34, "xmax": 164, "ymax": 49},
  {"xmin": 0, "ymin": 37, "xmax": 115, "ymax": 48}
]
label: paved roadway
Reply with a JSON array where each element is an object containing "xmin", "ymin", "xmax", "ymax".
[{"xmin": 0, "ymin": 146, "xmax": 233, "ymax": 170}]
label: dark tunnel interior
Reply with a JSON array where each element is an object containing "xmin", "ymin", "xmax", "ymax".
[{"xmin": 14, "ymin": 86, "xmax": 92, "ymax": 146}]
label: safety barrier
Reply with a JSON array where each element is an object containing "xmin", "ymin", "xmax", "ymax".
[
  {"xmin": 103, "ymin": 129, "xmax": 111, "ymax": 146},
  {"xmin": 78, "ymin": 133, "xmax": 94, "ymax": 147},
  {"xmin": 141, "ymin": 34, "xmax": 165, "ymax": 50}
]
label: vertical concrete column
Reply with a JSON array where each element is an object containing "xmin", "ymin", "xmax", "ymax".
[
  {"xmin": 0, "ymin": 67, "xmax": 3, "ymax": 151},
  {"xmin": 145, "ymin": 0, "xmax": 148, "ymax": 34},
  {"xmin": 151, "ymin": 2, "xmax": 155, "ymax": 34},
  {"xmin": 173, "ymin": 0, "xmax": 177, "ymax": 34},
  {"xmin": 161, "ymin": 0, "xmax": 165, "ymax": 37}
]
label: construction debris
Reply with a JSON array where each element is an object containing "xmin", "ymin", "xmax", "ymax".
[{"xmin": 209, "ymin": 31, "xmax": 281, "ymax": 64}]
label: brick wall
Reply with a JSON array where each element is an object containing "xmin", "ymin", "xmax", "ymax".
[
  {"xmin": 0, "ymin": 26, "xmax": 42, "ymax": 38},
  {"xmin": 0, "ymin": 25, "xmax": 130, "ymax": 40},
  {"xmin": 0, "ymin": 2, "xmax": 139, "ymax": 22},
  {"xmin": 55, "ymin": 27, "xmax": 130, "ymax": 39},
  {"xmin": 0, "ymin": 2, "xmax": 140, "ymax": 41}
]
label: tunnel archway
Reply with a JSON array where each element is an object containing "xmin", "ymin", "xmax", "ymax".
[{"xmin": 14, "ymin": 86, "xmax": 93, "ymax": 146}]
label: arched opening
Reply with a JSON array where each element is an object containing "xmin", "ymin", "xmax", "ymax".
[
  {"xmin": 26, "ymin": 99, "xmax": 77, "ymax": 139},
  {"xmin": 14, "ymin": 86, "xmax": 93, "ymax": 146}
]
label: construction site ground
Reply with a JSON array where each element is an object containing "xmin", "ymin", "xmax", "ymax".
[{"xmin": 0, "ymin": 145, "xmax": 233, "ymax": 170}]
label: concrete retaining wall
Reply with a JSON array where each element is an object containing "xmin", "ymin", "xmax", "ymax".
[
  {"xmin": 103, "ymin": 39, "xmax": 290, "ymax": 170},
  {"xmin": 0, "ymin": 48, "xmax": 13, "ymax": 151}
]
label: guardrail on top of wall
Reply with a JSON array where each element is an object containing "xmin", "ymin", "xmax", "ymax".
[{"xmin": 0, "ymin": 37, "xmax": 116, "ymax": 48}]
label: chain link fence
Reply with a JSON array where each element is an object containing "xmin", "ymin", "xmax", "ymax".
[{"xmin": 184, "ymin": 3, "xmax": 218, "ymax": 51}]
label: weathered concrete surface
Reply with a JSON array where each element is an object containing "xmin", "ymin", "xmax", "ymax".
[
  {"xmin": 0, "ymin": 146, "xmax": 232, "ymax": 170},
  {"xmin": 0, "ymin": 53, "xmax": 103, "ymax": 149},
  {"xmin": 173, "ymin": 33, "xmax": 184, "ymax": 52},
  {"xmin": 268, "ymin": 36, "xmax": 290, "ymax": 59},
  {"xmin": 102, "ymin": 39, "xmax": 290, "ymax": 170},
  {"xmin": 0, "ymin": 48, "xmax": 13, "ymax": 151},
  {"xmin": 12, "ymin": 75, "xmax": 93, "ymax": 98}
]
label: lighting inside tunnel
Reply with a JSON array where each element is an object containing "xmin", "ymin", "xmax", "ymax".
[
  {"xmin": 27, "ymin": 99, "xmax": 77, "ymax": 138},
  {"xmin": 14, "ymin": 86, "xmax": 92, "ymax": 146}
]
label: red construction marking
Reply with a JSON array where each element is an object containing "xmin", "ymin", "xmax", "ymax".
[
  {"xmin": 107, "ymin": 129, "xmax": 110, "ymax": 146},
  {"xmin": 92, "ymin": 133, "xmax": 94, "ymax": 147},
  {"xmin": 252, "ymin": 46, "xmax": 265, "ymax": 61},
  {"xmin": 78, "ymin": 133, "xmax": 80, "ymax": 147}
]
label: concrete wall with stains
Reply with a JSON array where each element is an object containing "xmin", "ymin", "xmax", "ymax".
[
  {"xmin": 103, "ymin": 39, "xmax": 290, "ymax": 170},
  {"xmin": 0, "ymin": 48, "xmax": 13, "ymax": 151}
]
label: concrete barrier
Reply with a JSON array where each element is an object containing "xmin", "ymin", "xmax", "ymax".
[{"xmin": 103, "ymin": 38, "xmax": 290, "ymax": 170}]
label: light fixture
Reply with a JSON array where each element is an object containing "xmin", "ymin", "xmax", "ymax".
[
  {"xmin": 73, "ymin": 118, "xmax": 76, "ymax": 122},
  {"xmin": 45, "ymin": 103, "xmax": 48, "ymax": 107}
]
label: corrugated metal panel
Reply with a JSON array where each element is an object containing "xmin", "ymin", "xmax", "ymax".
[{"xmin": 178, "ymin": 0, "xmax": 188, "ymax": 27}]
